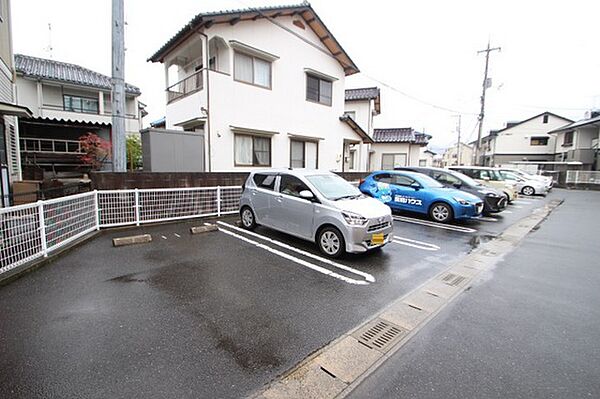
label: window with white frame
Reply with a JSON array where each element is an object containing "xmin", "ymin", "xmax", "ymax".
[
  {"xmin": 233, "ymin": 51, "xmax": 271, "ymax": 88},
  {"xmin": 306, "ymin": 74, "xmax": 332, "ymax": 106},
  {"xmin": 381, "ymin": 153, "xmax": 407, "ymax": 170},
  {"xmin": 234, "ymin": 134, "xmax": 271, "ymax": 166},
  {"xmin": 290, "ymin": 139, "xmax": 318, "ymax": 168}
]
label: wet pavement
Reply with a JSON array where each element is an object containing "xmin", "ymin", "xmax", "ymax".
[
  {"xmin": 347, "ymin": 189, "xmax": 600, "ymax": 399},
  {"xmin": 0, "ymin": 191, "xmax": 559, "ymax": 398}
]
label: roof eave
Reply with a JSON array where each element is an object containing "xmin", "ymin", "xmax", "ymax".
[{"xmin": 148, "ymin": 4, "xmax": 359, "ymax": 75}]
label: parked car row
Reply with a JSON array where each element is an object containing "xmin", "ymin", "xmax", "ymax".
[{"xmin": 238, "ymin": 166, "xmax": 548, "ymax": 258}]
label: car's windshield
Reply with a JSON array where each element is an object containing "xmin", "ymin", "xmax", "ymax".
[
  {"xmin": 306, "ymin": 174, "xmax": 361, "ymax": 200},
  {"xmin": 448, "ymin": 170, "xmax": 480, "ymax": 187},
  {"xmin": 415, "ymin": 174, "xmax": 444, "ymax": 188},
  {"xmin": 501, "ymin": 171, "xmax": 523, "ymax": 181}
]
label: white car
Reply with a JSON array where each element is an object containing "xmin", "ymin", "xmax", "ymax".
[
  {"xmin": 498, "ymin": 168, "xmax": 553, "ymax": 191},
  {"xmin": 497, "ymin": 170, "xmax": 548, "ymax": 196}
]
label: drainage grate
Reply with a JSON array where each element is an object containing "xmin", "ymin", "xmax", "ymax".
[
  {"xmin": 352, "ymin": 318, "xmax": 405, "ymax": 353},
  {"xmin": 441, "ymin": 273, "xmax": 467, "ymax": 287}
]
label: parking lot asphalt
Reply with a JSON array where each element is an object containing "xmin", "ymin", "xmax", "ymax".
[
  {"xmin": 0, "ymin": 191, "xmax": 560, "ymax": 398},
  {"xmin": 347, "ymin": 189, "xmax": 600, "ymax": 399}
]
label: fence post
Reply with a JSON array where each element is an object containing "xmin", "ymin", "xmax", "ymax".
[
  {"xmin": 134, "ymin": 189, "xmax": 140, "ymax": 226},
  {"xmin": 37, "ymin": 201, "xmax": 48, "ymax": 257},
  {"xmin": 217, "ymin": 186, "xmax": 221, "ymax": 217},
  {"xmin": 93, "ymin": 190, "xmax": 100, "ymax": 230}
]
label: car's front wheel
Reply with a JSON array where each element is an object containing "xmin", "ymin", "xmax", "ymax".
[
  {"xmin": 240, "ymin": 206, "xmax": 257, "ymax": 230},
  {"xmin": 429, "ymin": 202, "xmax": 453, "ymax": 223},
  {"xmin": 521, "ymin": 186, "xmax": 535, "ymax": 196},
  {"xmin": 317, "ymin": 226, "xmax": 345, "ymax": 258}
]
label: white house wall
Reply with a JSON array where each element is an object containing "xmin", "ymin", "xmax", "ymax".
[
  {"xmin": 492, "ymin": 114, "xmax": 569, "ymax": 156},
  {"xmin": 370, "ymin": 142, "xmax": 422, "ymax": 170},
  {"xmin": 164, "ymin": 16, "xmax": 365, "ymax": 172}
]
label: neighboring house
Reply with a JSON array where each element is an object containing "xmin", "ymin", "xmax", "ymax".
[
  {"xmin": 474, "ymin": 112, "xmax": 573, "ymax": 166},
  {"xmin": 549, "ymin": 110, "xmax": 600, "ymax": 170},
  {"xmin": 369, "ymin": 128, "xmax": 431, "ymax": 170},
  {"xmin": 146, "ymin": 3, "xmax": 377, "ymax": 172},
  {"xmin": 0, "ymin": 0, "xmax": 32, "ymax": 207},
  {"xmin": 14, "ymin": 54, "xmax": 145, "ymax": 179},
  {"xmin": 419, "ymin": 148, "xmax": 437, "ymax": 167},
  {"xmin": 343, "ymin": 87, "xmax": 380, "ymax": 170},
  {"xmin": 442, "ymin": 142, "xmax": 473, "ymax": 167}
]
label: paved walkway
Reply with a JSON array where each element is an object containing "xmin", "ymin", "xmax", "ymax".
[{"xmin": 347, "ymin": 189, "xmax": 600, "ymax": 399}]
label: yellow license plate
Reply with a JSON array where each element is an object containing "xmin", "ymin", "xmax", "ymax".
[{"xmin": 371, "ymin": 233, "xmax": 385, "ymax": 245}]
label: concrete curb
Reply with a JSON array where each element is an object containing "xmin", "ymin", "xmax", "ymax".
[
  {"xmin": 190, "ymin": 225, "xmax": 218, "ymax": 234},
  {"xmin": 112, "ymin": 234, "xmax": 152, "ymax": 247},
  {"xmin": 253, "ymin": 199, "xmax": 563, "ymax": 399}
]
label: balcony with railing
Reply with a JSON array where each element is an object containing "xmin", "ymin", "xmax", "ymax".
[
  {"xmin": 20, "ymin": 138, "xmax": 83, "ymax": 154},
  {"xmin": 167, "ymin": 70, "xmax": 204, "ymax": 104}
]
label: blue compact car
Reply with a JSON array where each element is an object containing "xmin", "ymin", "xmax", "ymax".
[{"xmin": 359, "ymin": 171, "xmax": 484, "ymax": 223}]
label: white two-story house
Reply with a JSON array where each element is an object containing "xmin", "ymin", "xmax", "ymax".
[
  {"xmin": 147, "ymin": 2, "xmax": 375, "ymax": 172},
  {"xmin": 476, "ymin": 112, "xmax": 573, "ymax": 166},
  {"xmin": 14, "ymin": 54, "xmax": 145, "ymax": 179}
]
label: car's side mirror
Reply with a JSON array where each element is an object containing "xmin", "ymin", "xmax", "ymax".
[
  {"xmin": 299, "ymin": 190, "xmax": 315, "ymax": 200},
  {"xmin": 410, "ymin": 182, "xmax": 421, "ymax": 190},
  {"xmin": 482, "ymin": 176, "xmax": 490, "ymax": 181},
  {"xmin": 453, "ymin": 182, "xmax": 462, "ymax": 189}
]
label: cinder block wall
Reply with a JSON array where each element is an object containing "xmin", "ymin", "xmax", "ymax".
[{"xmin": 90, "ymin": 171, "xmax": 371, "ymax": 190}]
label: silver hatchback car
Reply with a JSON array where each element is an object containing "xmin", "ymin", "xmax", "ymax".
[{"xmin": 239, "ymin": 169, "xmax": 393, "ymax": 257}]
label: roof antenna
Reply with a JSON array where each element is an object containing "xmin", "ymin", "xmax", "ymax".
[{"xmin": 45, "ymin": 23, "xmax": 53, "ymax": 58}]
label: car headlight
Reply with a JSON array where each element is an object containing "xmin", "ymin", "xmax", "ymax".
[
  {"xmin": 342, "ymin": 211, "xmax": 368, "ymax": 226},
  {"xmin": 454, "ymin": 197, "xmax": 470, "ymax": 205}
]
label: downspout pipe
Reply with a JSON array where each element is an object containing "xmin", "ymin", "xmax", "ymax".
[{"xmin": 194, "ymin": 27, "xmax": 211, "ymax": 172}]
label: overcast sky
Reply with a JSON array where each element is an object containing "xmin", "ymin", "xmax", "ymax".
[{"xmin": 11, "ymin": 0, "xmax": 600, "ymax": 150}]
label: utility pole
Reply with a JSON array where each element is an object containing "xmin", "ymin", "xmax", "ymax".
[
  {"xmin": 453, "ymin": 114, "xmax": 462, "ymax": 165},
  {"xmin": 474, "ymin": 41, "xmax": 501, "ymax": 166},
  {"xmin": 111, "ymin": 0, "xmax": 126, "ymax": 172}
]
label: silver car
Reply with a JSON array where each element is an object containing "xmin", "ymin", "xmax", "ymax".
[
  {"xmin": 497, "ymin": 170, "xmax": 548, "ymax": 196},
  {"xmin": 239, "ymin": 169, "xmax": 393, "ymax": 257}
]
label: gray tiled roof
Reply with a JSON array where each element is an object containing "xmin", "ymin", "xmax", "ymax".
[
  {"xmin": 345, "ymin": 87, "xmax": 380, "ymax": 101},
  {"xmin": 15, "ymin": 54, "xmax": 141, "ymax": 95},
  {"xmin": 373, "ymin": 128, "xmax": 431, "ymax": 144}
]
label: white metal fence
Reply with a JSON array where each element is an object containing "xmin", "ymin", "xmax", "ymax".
[
  {"xmin": 0, "ymin": 186, "xmax": 242, "ymax": 276},
  {"xmin": 565, "ymin": 170, "xmax": 600, "ymax": 184}
]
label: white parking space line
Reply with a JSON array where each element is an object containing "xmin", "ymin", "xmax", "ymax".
[
  {"xmin": 513, "ymin": 200, "xmax": 532, "ymax": 205},
  {"xmin": 502, "ymin": 210, "xmax": 513, "ymax": 214},
  {"xmin": 392, "ymin": 216, "xmax": 477, "ymax": 233},
  {"xmin": 392, "ymin": 236, "xmax": 440, "ymax": 251},
  {"xmin": 511, "ymin": 205, "xmax": 523, "ymax": 209},
  {"xmin": 174, "ymin": 233, "xmax": 181, "ymax": 238},
  {"xmin": 216, "ymin": 222, "xmax": 375, "ymax": 284},
  {"xmin": 161, "ymin": 235, "xmax": 168, "ymax": 240},
  {"xmin": 476, "ymin": 216, "xmax": 498, "ymax": 222}
]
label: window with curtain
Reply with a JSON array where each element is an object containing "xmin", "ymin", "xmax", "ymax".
[
  {"xmin": 290, "ymin": 140, "xmax": 318, "ymax": 168},
  {"xmin": 306, "ymin": 74, "xmax": 332, "ymax": 106},
  {"xmin": 234, "ymin": 134, "xmax": 271, "ymax": 166},
  {"xmin": 234, "ymin": 51, "xmax": 271, "ymax": 88}
]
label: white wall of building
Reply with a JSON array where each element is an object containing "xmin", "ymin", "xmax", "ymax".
[
  {"xmin": 163, "ymin": 16, "xmax": 365, "ymax": 172},
  {"xmin": 369, "ymin": 142, "xmax": 422, "ymax": 170},
  {"xmin": 492, "ymin": 114, "xmax": 571, "ymax": 157}
]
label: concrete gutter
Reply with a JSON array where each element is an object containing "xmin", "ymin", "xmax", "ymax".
[{"xmin": 254, "ymin": 199, "xmax": 563, "ymax": 399}]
